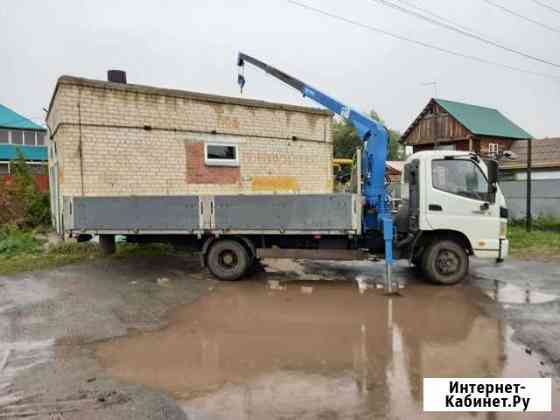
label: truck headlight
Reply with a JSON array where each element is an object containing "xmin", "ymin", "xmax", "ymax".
[{"xmin": 500, "ymin": 222, "xmax": 508, "ymax": 238}]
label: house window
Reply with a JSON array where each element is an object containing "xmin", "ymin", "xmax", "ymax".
[
  {"xmin": 11, "ymin": 130, "xmax": 23, "ymax": 145},
  {"xmin": 36, "ymin": 132, "xmax": 46, "ymax": 145},
  {"xmin": 0, "ymin": 162, "xmax": 9, "ymax": 176},
  {"xmin": 205, "ymin": 143, "xmax": 239, "ymax": 166},
  {"xmin": 436, "ymin": 144, "xmax": 456, "ymax": 151},
  {"xmin": 29, "ymin": 163, "xmax": 47, "ymax": 175},
  {"xmin": 0, "ymin": 130, "xmax": 9, "ymax": 144},
  {"xmin": 24, "ymin": 131, "xmax": 36, "ymax": 146},
  {"xmin": 488, "ymin": 143, "xmax": 499, "ymax": 154}
]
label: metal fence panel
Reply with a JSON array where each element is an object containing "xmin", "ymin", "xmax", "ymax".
[{"xmin": 500, "ymin": 180, "xmax": 560, "ymax": 219}]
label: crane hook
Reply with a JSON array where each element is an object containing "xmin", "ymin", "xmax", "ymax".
[
  {"xmin": 238, "ymin": 74, "xmax": 246, "ymax": 95},
  {"xmin": 237, "ymin": 58, "xmax": 246, "ymax": 95}
]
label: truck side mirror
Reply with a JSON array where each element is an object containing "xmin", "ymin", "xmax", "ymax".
[{"xmin": 485, "ymin": 159, "xmax": 498, "ymax": 203}]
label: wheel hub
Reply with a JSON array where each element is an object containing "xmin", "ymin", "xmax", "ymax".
[
  {"xmin": 219, "ymin": 250, "xmax": 238, "ymax": 269},
  {"xmin": 436, "ymin": 250, "xmax": 460, "ymax": 275}
]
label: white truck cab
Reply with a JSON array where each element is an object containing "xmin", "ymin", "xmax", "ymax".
[{"xmin": 397, "ymin": 151, "xmax": 508, "ymax": 284}]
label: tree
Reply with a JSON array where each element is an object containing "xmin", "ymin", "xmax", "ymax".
[
  {"xmin": 0, "ymin": 148, "xmax": 50, "ymax": 228},
  {"xmin": 333, "ymin": 110, "xmax": 403, "ymax": 161}
]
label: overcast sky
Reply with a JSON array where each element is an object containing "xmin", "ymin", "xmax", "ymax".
[{"xmin": 2, "ymin": 0, "xmax": 559, "ymax": 138}]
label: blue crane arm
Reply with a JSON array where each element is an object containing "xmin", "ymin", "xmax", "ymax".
[
  {"xmin": 237, "ymin": 53, "xmax": 393, "ymax": 244},
  {"xmin": 237, "ymin": 53, "xmax": 385, "ymax": 142},
  {"xmin": 237, "ymin": 53, "xmax": 395, "ymax": 283}
]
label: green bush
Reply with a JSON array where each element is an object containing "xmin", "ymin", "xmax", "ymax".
[
  {"xmin": 0, "ymin": 149, "xmax": 50, "ymax": 229},
  {"xmin": 0, "ymin": 225, "xmax": 42, "ymax": 257}
]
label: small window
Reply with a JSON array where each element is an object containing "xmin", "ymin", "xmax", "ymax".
[
  {"xmin": 36, "ymin": 132, "xmax": 46, "ymax": 146},
  {"xmin": 0, "ymin": 163, "xmax": 9, "ymax": 176},
  {"xmin": 432, "ymin": 159, "xmax": 489, "ymax": 201},
  {"xmin": 488, "ymin": 143, "xmax": 499, "ymax": 154},
  {"xmin": 0, "ymin": 130, "xmax": 9, "ymax": 144},
  {"xmin": 29, "ymin": 163, "xmax": 47, "ymax": 175},
  {"xmin": 205, "ymin": 143, "xmax": 239, "ymax": 166},
  {"xmin": 11, "ymin": 131, "xmax": 23, "ymax": 145},
  {"xmin": 24, "ymin": 131, "xmax": 36, "ymax": 146},
  {"xmin": 436, "ymin": 144, "xmax": 456, "ymax": 151}
]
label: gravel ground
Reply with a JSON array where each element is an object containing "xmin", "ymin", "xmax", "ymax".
[{"xmin": 0, "ymin": 254, "xmax": 214, "ymax": 419}]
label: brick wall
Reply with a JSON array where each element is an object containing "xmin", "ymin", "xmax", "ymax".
[{"xmin": 47, "ymin": 76, "xmax": 333, "ymax": 200}]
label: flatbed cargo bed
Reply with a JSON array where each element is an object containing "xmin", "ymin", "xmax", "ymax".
[{"xmin": 63, "ymin": 194, "xmax": 361, "ymax": 236}]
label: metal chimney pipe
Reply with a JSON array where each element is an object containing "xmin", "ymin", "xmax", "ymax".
[{"xmin": 107, "ymin": 70, "xmax": 127, "ymax": 84}]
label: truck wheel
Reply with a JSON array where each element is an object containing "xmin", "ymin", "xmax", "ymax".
[
  {"xmin": 207, "ymin": 240, "xmax": 249, "ymax": 281},
  {"xmin": 99, "ymin": 234, "xmax": 116, "ymax": 255},
  {"xmin": 422, "ymin": 240, "xmax": 468, "ymax": 285}
]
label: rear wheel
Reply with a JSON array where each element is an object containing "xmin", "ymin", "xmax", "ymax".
[
  {"xmin": 206, "ymin": 240, "xmax": 250, "ymax": 281},
  {"xmin": 422, "ymin": 240, "xmax": 468, "ymax": 285}
]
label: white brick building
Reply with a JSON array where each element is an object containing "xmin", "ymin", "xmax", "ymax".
[{"xmin": 47, "ymin": 75, "xmax": 333, "ymax": 232}]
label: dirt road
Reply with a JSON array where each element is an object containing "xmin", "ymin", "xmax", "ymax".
[{"xmin": 0, "ymin": 255, "xmax": 559, "ymax": 419}]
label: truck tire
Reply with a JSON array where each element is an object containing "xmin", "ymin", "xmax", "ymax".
[
  {"xmin": 99, "ymin": 234, "xmax": 116, "ymax": 255},
  {"xmin": 422, "ymin": 240, "xmax": 468, "ymax": 285},
  {"xmin": 207, "ymin": 240, "xmax": 250, "ymax": 281}
]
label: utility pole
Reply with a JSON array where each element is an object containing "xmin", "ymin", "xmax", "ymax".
[{"xmin": 526, "ymin": 138, "xmax": 532, "ymax": 232}]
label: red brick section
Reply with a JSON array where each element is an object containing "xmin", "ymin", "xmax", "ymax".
[{"xmin": 186, "ymin": 142, "xmax": 240, "ymax": 185}]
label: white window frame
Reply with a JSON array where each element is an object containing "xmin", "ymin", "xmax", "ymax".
[
  {"xmin": 0, "ymin": 129, "xmax": 10, "ymax": 145},
  {"xmin": 0, "ymin": 161, "xmax": 47, "ymax": 176},
  {"xmin": 488, "ymin": 143, "xmax": 499, "ymax": 154},
  {"xmin": 204, "ymin": 142, "xmax": 240, "ymax": 167},
  {"xmin": 0, "ymin": 129, "xmax": 46, "ymax": 147},
  {"xmin": 0, "ymin": 161, "xmax": 10, "ymax": 176}
]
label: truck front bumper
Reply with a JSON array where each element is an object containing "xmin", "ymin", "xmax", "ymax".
[
  {"xmin": 472, "ymin": 238, "xmax": 509, "ymax": 260},
  {"xmin": 498, "ymin": 237, "xmax": 509, "ymax": 261}
]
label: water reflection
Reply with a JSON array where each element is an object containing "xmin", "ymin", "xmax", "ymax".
[
  {"xmin": 486, "ymin": 280, "xmax": 557, "ymax": 304},
  {"xmin": 96, "ymin": 281, "xmax": 555, "ymax": 419}
]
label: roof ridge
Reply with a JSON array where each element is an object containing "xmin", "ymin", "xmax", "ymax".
[{"xmin": 434, "ymin": 98, "xmax": 498, "ymax": 112}]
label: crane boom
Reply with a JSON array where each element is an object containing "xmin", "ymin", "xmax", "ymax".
[{"xmin": 237, "ymin": 53, "xmax": 395, "ymax": 290}]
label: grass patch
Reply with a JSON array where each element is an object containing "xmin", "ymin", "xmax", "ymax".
[
  {"xmin": 510, "ymin": 216, "xmax": 560, "ymax": 232},
  {"xmin": 0, "ymin": 240, "xmax": 101, "ymax": 275},
  {"xmin": 0, "ymin": 228, "xmax": 191, "ymax": 276},
  {"xmin": 114, "ymin": 242, "xmax": 177, "ymax": 258},
  {"xmin": 0, "ymin": 227, "xmax": 42, "ymax": 257},
  {"xmin": 508, "ymin": 224, "xmax": 560, "ymax": 260}
]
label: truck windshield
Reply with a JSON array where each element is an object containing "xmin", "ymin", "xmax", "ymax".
[{"xmin": 432, "ymin": 159, "xmax": 489, "ymax": 201}]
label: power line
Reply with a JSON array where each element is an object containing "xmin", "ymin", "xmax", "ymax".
[
  {"xmin": 482, "ymin": 0, "xmax": 560, "ymax": 34},
  {"xmin": 395, "ymin": 0, "xmax": 481, "ymax": 35},
  {"xmin": 285, "ymin": 0, "xmax": 560, "ymax": 81},
  {"xmin": 530, "ymin": 0, "xmax": 560, "ymax": 16},
  {"xmin": 367, "ymin": 0, "xmax": 560, "ymax": 68}
]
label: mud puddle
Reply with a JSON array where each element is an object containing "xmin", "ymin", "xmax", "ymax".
[{"xmin": 96, "ymin": 280, "xmax": 559, "ymax": 419}]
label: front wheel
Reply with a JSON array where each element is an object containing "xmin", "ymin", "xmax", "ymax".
[
  {"xmin": 422, "ymin": 240, "xmax": 469, "ymax": 285},
  {"xmin": 206, "ymin": 240, "xmax": 250, "ymax": 281}
]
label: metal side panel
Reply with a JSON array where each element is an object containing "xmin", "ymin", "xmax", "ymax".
[
  {"xmin": 71, "ymin": 196, "xmax": 200, "ymax": 231},
  {"xmin": 214, "ymin": 194, "xmax": 356, "ymax": 231}
]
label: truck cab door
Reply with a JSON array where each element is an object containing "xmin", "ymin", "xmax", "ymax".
[{"xmin": 425, "ymin": 158, "xmax": 501, "ymax": 256}]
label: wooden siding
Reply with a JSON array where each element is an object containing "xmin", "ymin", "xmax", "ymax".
[
  {"xmin": 404, "ymin": 102, "xmax": 470, "ymax": 146},
  {"xmin": 477, "ymin": 136, "xmax": 515, "ymax": 156},
  {"xmin": 412, "ymin": 140, "xmax": 469, "ymax": 153}
]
